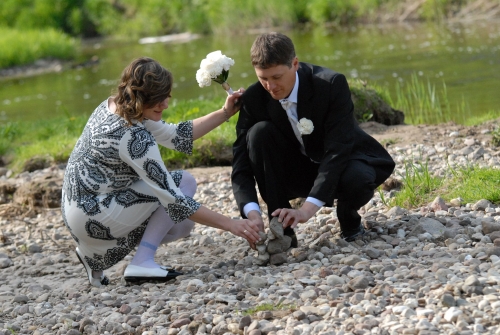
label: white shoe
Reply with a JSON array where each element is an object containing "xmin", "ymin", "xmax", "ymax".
[{"xmin": 124, "ymin": 264, "xmax": 183, "ymax": 282}]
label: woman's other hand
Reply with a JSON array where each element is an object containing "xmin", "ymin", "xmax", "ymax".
[{"xmin": 223, "ymin": 87, "xmax": 245, "ymax": 119}]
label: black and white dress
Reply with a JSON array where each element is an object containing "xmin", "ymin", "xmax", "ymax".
[{"xmin": 61, "ymin": 98, "xmax": 200, "ymax": 271}]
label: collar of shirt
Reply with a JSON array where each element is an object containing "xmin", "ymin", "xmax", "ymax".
[{"xmin": 287, "ymin": 72, "xmax": 299, "ymax": 104}]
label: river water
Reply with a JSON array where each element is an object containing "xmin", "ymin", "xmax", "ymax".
[{"xmin": 1, "ymin": 21, "xmax": 499, "ymax": 124}]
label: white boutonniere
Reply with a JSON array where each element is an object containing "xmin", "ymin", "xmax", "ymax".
[
  {"xmin": 297, "ymin": 118, "xmax": 314, "ymax": 135},
  {"xmin": 196, "ymin": 50, "xmax": 235, "ymax": 94}
]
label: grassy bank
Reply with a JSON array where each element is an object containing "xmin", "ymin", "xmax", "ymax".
[
  {"xmin": 0, "ymin": 98, "xmax": 230, "ymax": 173},
  {"xmin": 2, "ymin": 101, "xmax": 499, "ymax": 209},
  {"xmin": 0, "ymin": 28, "xmax": 76, "ymax": 69},
  {"xmin": 384, "ymin": 161, "xmax": 500, "ymax": 209},
  {"xmin": 2, "ymin": 75, "xmax": 499, "ymax": 173}
]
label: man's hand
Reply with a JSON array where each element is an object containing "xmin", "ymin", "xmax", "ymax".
[
  {"xmin": 271, "ymin": 201, "xmax": 320, "ymax": 229},
  {"xmin": 246, "ymin": 210, "xmax": 265, "ymax": 249}
]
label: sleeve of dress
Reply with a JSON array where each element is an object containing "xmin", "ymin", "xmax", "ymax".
[
  {"xmin": 142, "ymin": 119, "xmax": 194, "ymax": 155},
  {"xmin": 119, "ymin": 125, "xmax": 200, "ymax": 223}
]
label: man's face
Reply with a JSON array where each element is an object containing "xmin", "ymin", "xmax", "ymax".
[{"xmin": 254, "ymin": 57, "xmax": 299, "ymax": 100}]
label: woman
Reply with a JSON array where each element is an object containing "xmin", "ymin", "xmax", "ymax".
[{"xmin": 62, "ymin": 57, "xmax": 260, "ymax": 287}]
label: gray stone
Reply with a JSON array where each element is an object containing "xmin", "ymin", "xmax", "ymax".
[
  {"xmin": 238, "ymin": 315, "xmax": 251, "ymax": 330},
  {"xmin": 364, "ymin": 247, "xmax": 381, "ymax": 259},
  {"xmin": 244, "ymin": 273, "xmax": 267, "ymax": 289},
  {"xmin": 0, "ymin": 258, "xmax": 13, "ymax": 269},
  {"xmin": 482, "ymin": 220, "xmax": 500, "ymax": 234},
  {"xmin": 266, "ymin": 235, "xmax": 292, "ymax": 254},
  {"xmin": 269, "ymin": 217, "xmax": 284, "ymax": 238},
  {"xmin": 326, "ymin": 275, "xmax": 345, "ymax": 286},
  {"xmin": 348, "ymin": 276, "xmax": 370, "ymax": 290},
  {"xmin": 343, "ymin": 254, "xmax": 362, "ymax": 266},
  {"xmin": 408, "ymin": 217, "xmax": 446, "ymax": 238},
  {"xmin": 473, "ymin": 199, "xmax": 492, "ymax": 211},
  {"xmin": 293, "ymin": 310, "xmax": 306, "ymax": 320},
  {"xmin": 441, "ymin": 294, "xmax": 455, "ymax": 307},
  {"xmin": 12, "ymin": 295, "xmax": 29, "ymax": 303},
  {"xmin": 269, "ymin": 252, "xmax": 288, "ymax": 265}
]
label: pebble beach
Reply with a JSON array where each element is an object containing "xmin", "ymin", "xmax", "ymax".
[{"xmin": 1, "ymin": 122, "xmax": 500, "ymax": 335}]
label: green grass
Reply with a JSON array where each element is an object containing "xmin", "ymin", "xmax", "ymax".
[
  {"xmin": 380, "ymin": 73, "xmax": 500, "ymax": 126},
  {"xmin": 1, "ymin": 97, "xmax": 235, "ymax": 173},
  {"xmin": 392, "ymin": 160, "xmax": 444, "ymax": 208},
  {"xmin": 492, "ymin": 126, "xmax": 500, "ymax": 147},
  {"xmin": 388, "ymin": 160, "xmax": 500, "ymax": 208},
  {"xmin": 443, "ymin": 166, "xmax": 500, "ymax": 204},
  {"xmin": 0, "ymin": 27, "xmax": 76, "ymax": 68}
]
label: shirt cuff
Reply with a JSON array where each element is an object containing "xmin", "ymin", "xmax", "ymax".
[
  {"xmin": 243, "ymin": 202, "xmax": 261, "ymax": 217},
  {"xmin": 306, "ymin": 197, "xmax": 325, "ymax": 208}
]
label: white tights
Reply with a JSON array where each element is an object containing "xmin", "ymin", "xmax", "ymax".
[{"xmin": 130, "ymin": 171, "xmax": 197, "ymax": 268}]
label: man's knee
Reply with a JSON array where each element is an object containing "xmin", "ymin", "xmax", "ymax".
[
  {"xmin": 247, "ymin": 121, "xmax": 276, "ymax": 147},
  {"xmin": 338, "ymin": 162, "xmax": 376, "ymax": 204}
]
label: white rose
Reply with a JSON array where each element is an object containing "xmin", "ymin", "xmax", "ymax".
[
  {"xmin": 206, "ymin": 50, "xmax": 223, "ymax": 61},
  {"xmin": 196, "ymin": 69, "xmax": 212, "ymax": 87},
  {"xmin": 196, "ymin": 50, "xmax": 235, "ymax": 89},
  {"xmin": 297, "ymin": 118, "xmax": 314, "ymax": 135}
]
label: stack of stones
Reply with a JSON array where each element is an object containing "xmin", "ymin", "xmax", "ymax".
[{"xmin": 254, "ymin": 218, "xmax": 293, "ymax": 266}]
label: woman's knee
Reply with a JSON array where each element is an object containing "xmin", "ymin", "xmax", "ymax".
[{"xmin": 180, "ymin": 171, "xmax": 197, "ymax": 197}]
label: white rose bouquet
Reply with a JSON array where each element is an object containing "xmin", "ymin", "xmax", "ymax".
[
  {"xmin": 196, "ymin": 50, "xmax": 235, "ymax": 95},
  {"xmin": 297, "ymin": 118, "xmax": 314, "ymax": 135}
]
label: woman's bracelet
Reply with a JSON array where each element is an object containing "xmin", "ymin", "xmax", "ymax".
[{"xmin": 222, "ymin": 106, "xmax": 230, "ymax": 122}]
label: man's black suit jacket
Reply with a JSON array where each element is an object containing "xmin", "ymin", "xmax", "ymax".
[{"xmin": 231, "ymin": 62, "xmax": 395, "ymax": 217}]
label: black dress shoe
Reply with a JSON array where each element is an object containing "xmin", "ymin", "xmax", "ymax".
[
  {"xmin": 75, "ymin": 248, "xmax": 109, "ymax": 287},
  {"xmin": 341, "ymin": 225, "xmax": 366, "ymax": 242},
  {"xmin": 124, "ymin": 265, "xmax": 183, "ymax": 282},
  {"xmin": 284, "ymin": 226, "xmax": 298, "ymax": 248}
]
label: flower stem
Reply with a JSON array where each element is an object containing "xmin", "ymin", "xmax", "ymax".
[{"xmin": 221, "ymin": 82, "xmax": 234, "ymax": 95}]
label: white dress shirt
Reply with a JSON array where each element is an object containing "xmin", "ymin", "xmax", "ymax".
[{"xmin": 243, "ymin": 73, "xmax": 325, "ymax": 217}]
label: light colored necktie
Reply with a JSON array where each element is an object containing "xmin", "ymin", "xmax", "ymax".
[{"xmin": 279, "ymin": 99, "xmax": 305, "ymax": 154}]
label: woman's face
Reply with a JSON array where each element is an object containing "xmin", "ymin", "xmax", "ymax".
[{"xmin": 143, "ymin": 96, "xmax": 171, "ymax": 122}]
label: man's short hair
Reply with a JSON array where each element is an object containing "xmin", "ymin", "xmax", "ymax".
[{"xmin": 250, "ymin": 32, "xmax": 296, "ymax": 69}]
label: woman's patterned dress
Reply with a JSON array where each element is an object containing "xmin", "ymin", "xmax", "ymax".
[{"xmin": 61, "ymin": 99, "xmax": 200, "ymax": 271}]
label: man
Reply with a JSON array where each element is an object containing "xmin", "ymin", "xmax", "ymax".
[{"xmin": 231, "ymin": 32, "xmax": 395, "ymax": 248}]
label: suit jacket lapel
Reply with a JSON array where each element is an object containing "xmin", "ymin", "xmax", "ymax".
[
  {"xmin": 296, "ymin": 67, "xmax": 314, "ymax": 148},
  {"xmin": 267, "ymin": 98, "xmax": 297, "ymax": 142}
]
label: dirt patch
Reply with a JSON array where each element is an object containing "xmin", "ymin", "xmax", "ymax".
[{"xmin": 360, "ymin": 120, "xmax": 498, "ymax": 148}]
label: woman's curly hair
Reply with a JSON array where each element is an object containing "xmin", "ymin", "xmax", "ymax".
[{"xmin": 113, "ymin": 57, "xmax": 173, "ymax": 125}]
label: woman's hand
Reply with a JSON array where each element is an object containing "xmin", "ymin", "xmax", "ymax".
[
  {"xmin": 229, "ymin": 218, "xmax": 261, "ymax": 250},
  {"xmin": 223, "ymin": 87, "xmax": 245, "ymax": 119},
  {"xmin": 192, "ymin": 87, "xmax": 245, "ymax": 140}
]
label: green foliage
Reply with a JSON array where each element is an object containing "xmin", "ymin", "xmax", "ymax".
[
  {"xmin": 0, "ymin": 27, "xmax": 76, "ymax": 68},
  {"xmin": 0, "ymin": 0, "xmax": 480, "ymax": 39},
  {"xmin": 493, "ymin": 127, "xmax": 500, "ymax": 147},
  {"xmin": 390, "ymin": 73, "xmax": 474, "ymax": 125},
  {"xmin": 443, "ymin": 166, "xmax": 500, "ymax": 204},
  {"xmin": 306, "ymin": 0, "xmax": 357, "ymax": 25},
  {"xmin": 3, "ymin": 98, "xmax": 240, "ymax": 173},
  {"xmin": 387, "ymin": 160, "xmax": 500, "ymax": 209},
  {"xmin": 0, "ymin": 122, "xmax": 21, "ymax": 156},
  {"xmin": 0, "ymin": 0, "xmax": 112, "ymax": 37},
  {"xmin": 463, "ymin": 110, "xmax": 500, "ymax": 127},
  {"xmin": 392, "ymin": 160, "xmax": 443, "ymax": 208}
]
